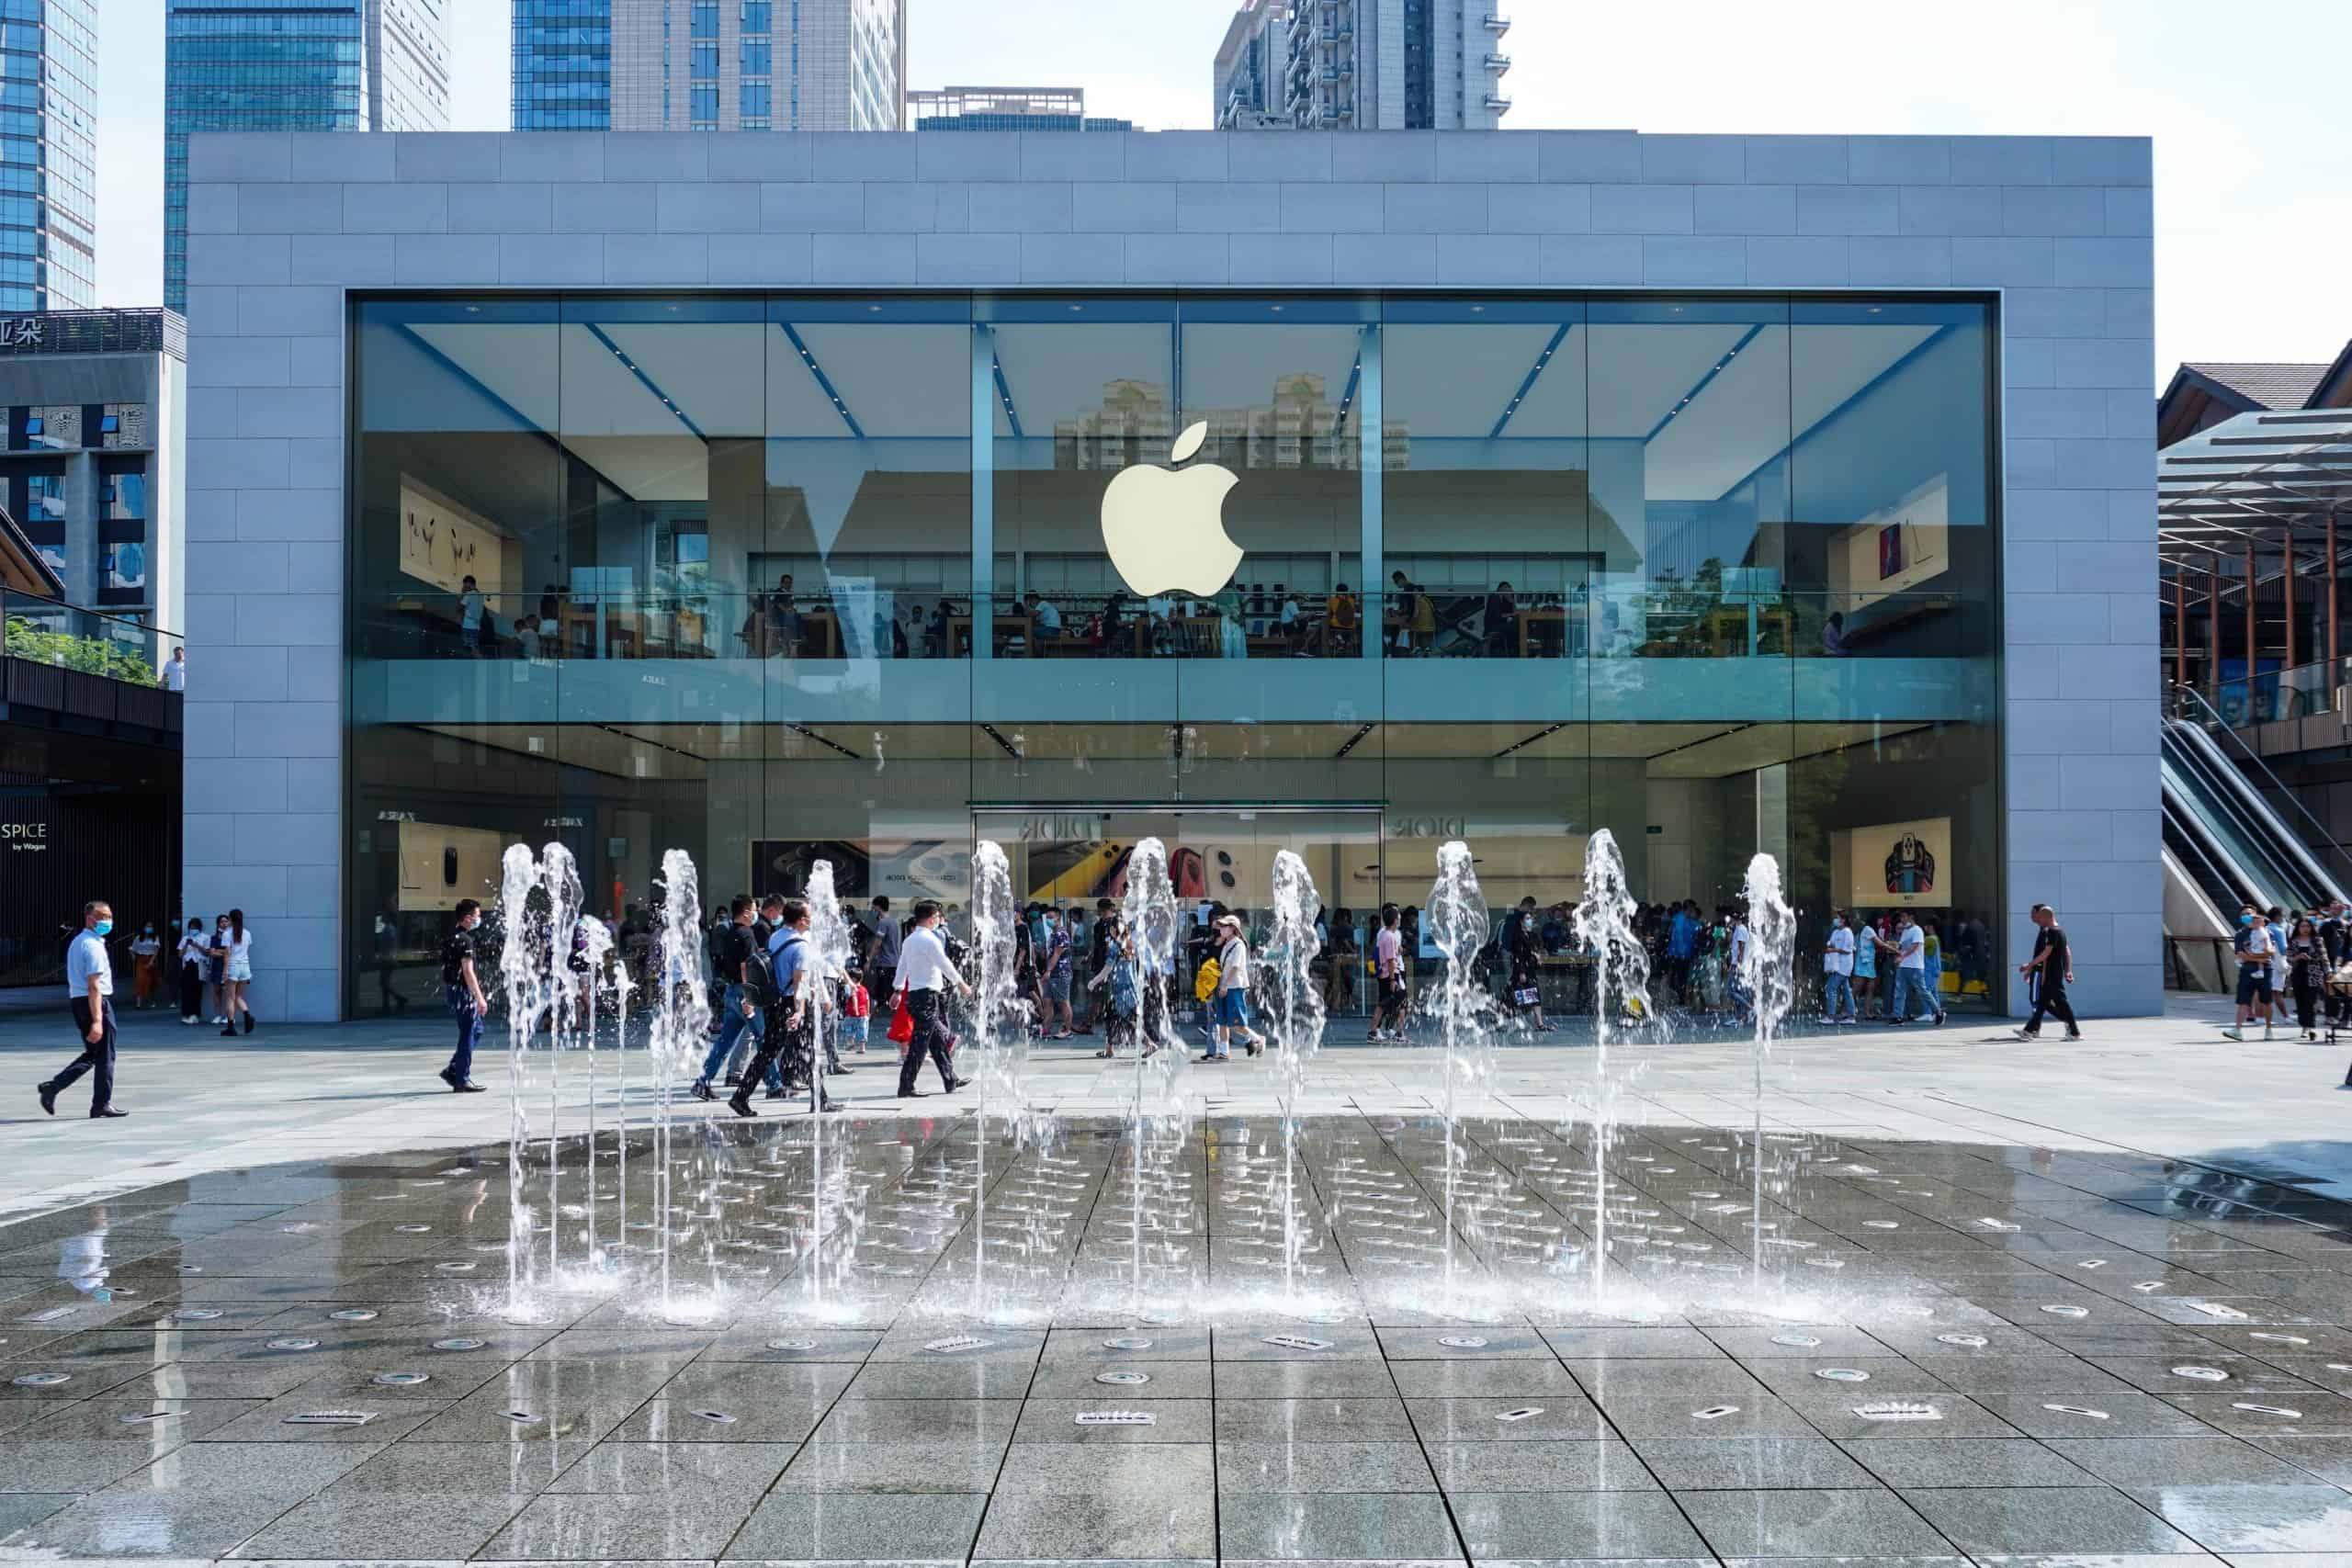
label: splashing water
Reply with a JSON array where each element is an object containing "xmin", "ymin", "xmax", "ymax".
[
  {"xmin": 650, "ymin": 848, "xmax": 710, "ymax": 1313},
  {"xmin": 1268, "ymin": 851, "xmax": 1328, "ymax": 1303},
  {"xmin": 498, "ymin": 844, "xmax": 546, "ymax": 1313},
  {"xmin": 1426, "ymin": 840, "xmax": 1492, "ymax": 1308},
  {"xmin": 1737, "ymin": 852, "xmax": 1797, "ymax": 1286},
  {"xmin": 575, "ymin": 913, "xmax": 612, "ymax": 1272},
  {"xmin": 1570, "ymin": 828, "xmax": 1658, "ymax": 1299},
  {"xmin": 1119, "ymin": 836, "xmax": 1192, "ymax": 1316}
]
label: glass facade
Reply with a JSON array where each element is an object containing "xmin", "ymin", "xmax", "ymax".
[
  {"xmin": 0, "ymin": 0, "xmax": 96, "ymax": 313},
  {"xmin": 513, "ymin": 0, "xmax": 612, "ymax": 130},
  {"xmin": 347, "ymin": 290, "xmax": 2001, "ymax": 1018},
  {"xmin": 164, "ymin": 0, "xmax": 364, "ymax": 311}
]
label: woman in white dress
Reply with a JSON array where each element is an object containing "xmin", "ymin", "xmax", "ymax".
[{"xmin": 212, "ymin": 908, "xmax": 256, "ymax": 1036}]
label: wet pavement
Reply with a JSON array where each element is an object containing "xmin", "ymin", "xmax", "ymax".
[{"xmin": 7, "ymin": 1075, "xmax": 2352, "ymax": 1565}]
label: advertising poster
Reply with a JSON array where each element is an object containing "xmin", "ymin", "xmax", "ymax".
[
  {"xmin": 396, "ymin": 822, "xmax": 513, "ymax": 911},
  {"xmin": 1832, "ymin": 815, "xmax": 1952, "ymax": 908}
]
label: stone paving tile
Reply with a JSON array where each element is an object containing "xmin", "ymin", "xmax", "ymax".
[
  {"xmin": 730, "ymin": 1490, "xmax": 989, "ymax": 1561},
  {"xmin": 1838, "ymin": 1436, "xmax": 2103, "ymax": 1487},
  {"xmin": 1216, "ymin": 1493, "xmax": 1462, "ymax": 1561},
  {"xmin": 1676, "ymin": 1486, "xmax": 1958, "ymax": 1557},
  {"xmin": 2123, "ymin": 1482, "xmax": 2352, "ymax": 1553},
  {"xmin": 1899, "ymin": 1484, "xmax": 2207, "ymax": 1556},
  {"xmin": 1425, "ymin": 1437, "xmax": 1659, "ymax": 1491},
  {"xmin": 1448, "ymin": 1490, "xmax": 1709, "ymax": 1561},
  {"xmin": 224, "ymin": 1488, "xmax": 531, "ymax": 1559},
  {"xmin": 0, "ymin": 1487, "xmax": 302, "ymax": 1558},
  {"xmin": 480, "ymin": 1489, "xmax": 761, "ymax": 1560}
]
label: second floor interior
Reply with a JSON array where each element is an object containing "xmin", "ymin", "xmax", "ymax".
[{"xmin": 350, "ymin": 288, "xmax": 2001, "ymax": 732}]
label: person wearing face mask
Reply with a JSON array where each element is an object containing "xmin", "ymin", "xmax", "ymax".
[
  {"xmin": 38, "ymin": 900, "xmax": 126, "ymax": 1118},
  {"xmin": 438, "ymin": 899, "xmax": 490, "ymax": 1092},
  {"xmin": 2223, "ymin": 903, "xmax": 2275, "ymax": 1043},
  {"xmin": 1821, "ymin": 910, "xmax": 1859, "ymax": 1024},
  {"xmin": 1505, "ymin": 897, "xmax": 1553, "ymax": 1033},
  {"xmin": 128, "ymin": 922, "xmax": 162, "ymax": 1010}
]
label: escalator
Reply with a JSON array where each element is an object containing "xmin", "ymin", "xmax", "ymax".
[{"xmin": 2160, "ymin": 688, "xmax": 2351, "ymax": 918}]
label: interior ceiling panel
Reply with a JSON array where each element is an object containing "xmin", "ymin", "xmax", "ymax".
[
  {"xmin": 992, "ymin": 322, "xmax": 1170, "ymax": 443},
  {"xmin": 1179, "ymin": 322, "xmax": 1363, "ymax": 420},
  {"xmin": 791, "ymin": 323, "xmax": 970, "ymax": 438},
  {"xmin": 1586, "ymin": 322, "xmax": 1745, "ymax": 440},
  {"xmin": 596, "ymin": 322, "xmax": 764, "ymax": 437},
  {"xmin": 406, "ymin": 321, "xmax": 559, "ymax": 430},
  {"xmin": 1381, "ymin": 323, "xmax": 1563, "ymax": 439},
  {"xmin": 1791, "ymin": 323, "xmax": 1939, "ymax": 434},
  {"xmin": 1644, "ymin": 720, "xmax": 1930, "ymax": 778}
]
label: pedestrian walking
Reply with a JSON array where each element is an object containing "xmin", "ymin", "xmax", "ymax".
[
  {"xmin": 38, "ymin": 900, "xmax": 127, "ymax": 1118},
  {"xmin": 2288, "ymin": 916, "xmax": 2327, "ymax": 1041},
  {"xmin": 438, "ymin": 898, "xmax": 489, "ymax": 1092},
  {"xmin": 2015, "ymin": 902, "xmax": 2082, "ymax": 1042},
  {"xmin": 894, "ymin": 899, "xmax": 971, "ymax": 1099},
  {"xmin": 2222, "ymin": 902, "xmax": 2274, "ymax": 1043},
  {"xmin": 1887, "ymin": 911, "xmax": 1944, "ymax": 1026},
  {"xmin": 693, "ymin": 896, "xmax": 780, "ymax": 1101},
  {"xmin": 1204, "ymin": 912, "xmax": 1267, "ymax": 1061},
  {"xmin": 211, "ymin": 909, "xmax": 256, "ymax": 1036},
  {"xmin": 175, "ymin": 918, "xmax": 208, "ymax": 1024},
  {"xmin": 1821, "ymin": 910, "xmax": 1859, "ymax": 1023},
  {"xmin": 729, "ymin": 897, "xmax": 838, "ymax": 1117},
  {"xmin": 865, "ymin": 895, "xmax": 901, "ymax": 1010},
  {"xmin": 1368, "ymin": 903, "xmax": 1407, "ymax": 1042}
]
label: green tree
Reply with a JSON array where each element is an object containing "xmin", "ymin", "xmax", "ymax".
[{"xmin": 4, "ymin": 615, "xmax": 158, "ymax": 684}]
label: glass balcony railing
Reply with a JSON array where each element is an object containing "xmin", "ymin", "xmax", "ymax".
[
  {"xmin": 2202, "ymin": 655, "xmax": 2352, "ymax": 728},
  {"xmin": 3, "ymin": 586, "xmax": 185, "ymax": 690},
  {"xmin": 353, "ymin": 586, "xmax": 1982, "ymax": 666}
]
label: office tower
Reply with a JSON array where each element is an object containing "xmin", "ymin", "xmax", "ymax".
[
  {"xmin": 518, "ymin": 1, "xmax": 907, "ymax": 133},
  {"xmin": 1217, "ymin": 0, "xmax": 1510, "ymax": 130},
  {"xmin": 164, "ymin": 0, "xmax": 450, "ymax": 310},
  {"xmin": 0, "ymin": 2, "xmax": 96, "ymax": 312},
  {"xmin": 1213, "ymin": 0, "xmax": 1289, "ymax": 129},
  {"xmin": 910, "ymin": 87, "xmax": 1132, "ymax": 133}
]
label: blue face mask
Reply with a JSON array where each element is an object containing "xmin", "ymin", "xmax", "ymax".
[
  {"xmin": 93, "ymin": 919, "xmax": 112, "ymax": 937},
  {"xmin": 2240, "ymin": 913, "xmax": 2256, "ymax": 927}
]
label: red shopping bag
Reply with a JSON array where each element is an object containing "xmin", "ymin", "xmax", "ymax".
[{"xmin": 887, "ymin": 991, "xmax": 914, "ymax": 1045}]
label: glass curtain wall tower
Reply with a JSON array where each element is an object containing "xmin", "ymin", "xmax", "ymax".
[
  {"xmin": 164, "ymin": 0, "xmax": 449, "ymax": 310},
  {"xmin": 0, "ymin": 0, "xmax": 96, "ymax": 312},
  {"xmin": 519, "ymin": 0, "xmax": 904, "ymax": 132}
]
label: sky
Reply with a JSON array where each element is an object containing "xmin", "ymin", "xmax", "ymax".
[{"xmin": 96, "ymin": 0, "xmax": 2352, "ymax": 389}]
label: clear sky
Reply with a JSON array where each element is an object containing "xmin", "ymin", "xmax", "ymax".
[{"xmin": 95, "ymin": 0, "xmax": 2352, "ymax": 389}]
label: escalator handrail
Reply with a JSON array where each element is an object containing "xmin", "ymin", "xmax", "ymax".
[
  {"xmin": 2162, "ymin": 732, "xmax": 2311, "ymax": 907},
  {"xmin": 2161, "ymin": 790, "xmax": 2256, "ymax": 913},
  {"xmin": 2166, "ymin": 719, "xmax": 2351, "ymax": 908},
  {"xmin": 2161, "ymin": 771, "xmax": 2270, "ymax": 912},
  {"xmin": 2169, "ymin": 682, "xmax": 2352, "ymax": 899}
]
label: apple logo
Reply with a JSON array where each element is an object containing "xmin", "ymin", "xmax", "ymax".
[{"xmin": 1099, "ymin": 420, "xmax": 1242, "ymax": 597}]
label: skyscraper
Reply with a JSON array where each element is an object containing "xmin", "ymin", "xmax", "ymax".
[
  {"xmin": 0, "ymin": 2, "xmax": 96, "ymax": 312},
  {"xmin": 515, "ymin": 0, "xmax": 907, "ymax": 133},
  {"xmin": 164, "ymin": 0, "xmax": 450, "ymax": 310},
  {"xmin": 1216, "ymin": 0, "xmax": 1510, "ymax": 130}
]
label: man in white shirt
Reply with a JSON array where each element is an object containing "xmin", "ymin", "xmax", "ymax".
[
  {"xmin": 1821, "ymin": 911, "xmax": 1858, "ymax": 1024},
  {"xmin": 40, "ymin": 899, "xmax": 126, "ymax": 1118},
  {"xmin": 2225, "ymin": 904, "xmax": 2277, "ymax": 1042},
  {"xmin": 893, "ymin": 899, "xmax": 972, "ymax": 1099},
  {"xmin": 1726, "ymin": 913, "xmax": 1754, "ymax": 1023},
  {"xmin": 162, "ymin": 648, "xmax": 186, "ymax": 692},
  {"xmin": 1890, "ymin": 914, "xmax": 1944, "ymax": 1026}
]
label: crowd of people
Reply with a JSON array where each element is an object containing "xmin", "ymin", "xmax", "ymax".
[{"xmin": 2221, "ymin": 897, "xmax": 2351, "ymax": 1043}]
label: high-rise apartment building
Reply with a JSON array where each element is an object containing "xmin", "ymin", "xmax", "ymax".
[
  {"xmin": 1213, "ymin": 0, "xmax": 1289, "ymax": 130},
  {"xmin": 515, "ymin": 1, "xmax": 907, "ymax": 133},
  {"xmin": 164, "ymin": 0, "xmax": 450, "ymax": 310},
  {"xmin": 1218, "ymin": 0, "xmax": 1510, "ymax": 130},
  {"xmin": 0, "ymin": 2, "xmax": 96, "ymax": 312}
]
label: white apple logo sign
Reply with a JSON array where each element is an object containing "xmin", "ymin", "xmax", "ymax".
[{"xmin": 1099, "ymin": 420, "xmax": 1242, "ymax": 597}]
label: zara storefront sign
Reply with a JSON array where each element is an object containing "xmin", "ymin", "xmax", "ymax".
[{"xmin": 3, "ymin": 820, "xmax": 49, "ymax": 852}]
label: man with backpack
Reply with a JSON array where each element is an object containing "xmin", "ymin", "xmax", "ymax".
[
  {"xmin": 691, "ymin": 896, "xmax": 781, "ymax": 1101},
  {"xmin": 729, "ymin": 897, "xmax": 837, "ymax": 1117}
]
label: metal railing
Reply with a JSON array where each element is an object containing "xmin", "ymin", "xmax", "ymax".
[
  {"xmin": 2167, "ymin": 681, "xmax": 2352, "ymax": 901},
  {"xmin": 352, "ymin": 586, "xmax": 1984, "ymax": 665},
  {"xmin": 3, "ymin": 587, "xmax": 185, "ymax": 692}
]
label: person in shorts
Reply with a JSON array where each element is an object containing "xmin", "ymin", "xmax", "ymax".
[
  {"xmin": 1204, "ymin": 913, "xmax": 1266, "ymax": 1061},
  {"xmin": 1368, "ymin": 903, "xmax": 1408, "ymax": 1043},
  {"xmin": 1037, "ymin": 907, "xmax": 1074, "ymax": 1039},
  {"xmin": 2224, "ymin": 903, "xmax": 2276, "ymax": 1042}
]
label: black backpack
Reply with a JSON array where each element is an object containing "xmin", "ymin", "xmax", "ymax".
[{"xmin": 745, "ymin": 932, "xmax": 801, "ymax": 1011}]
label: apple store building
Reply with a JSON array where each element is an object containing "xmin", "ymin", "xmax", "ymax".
[{"xmin": 181, "ymin": 130, "xmax": 2159, "ymax": 1021}]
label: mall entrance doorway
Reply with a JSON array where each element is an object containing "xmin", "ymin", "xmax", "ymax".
[{"xmin": 973, "ymin": 807, "xmax": 1382, "ymax": 1021}]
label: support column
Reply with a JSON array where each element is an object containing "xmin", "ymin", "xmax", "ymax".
[
  {"xmin": 2285, "ymin": 528, "xmax": 2297, "ymax": 672},
  {"xmin": 970, "ymin": 322, "xmax": 994, "ymax": 664},
  {"xmin": 2314, "ymin": 514, "xmax": 2333, "ymax": 667},
  {"xmin": 2209, "ymin": 562, "xmax": 2221, "ymax": 703},
  {"xmin": 1357, "ymin": 321, "xmax": 1382, "ymax": 660},
  {"xmin": 2246, "ymin": 540, "xmax": 2259, "ymax": 714},
  {"xmin": 2174, "ymin": 571, "xmax": 2186, "ymax": 689}
]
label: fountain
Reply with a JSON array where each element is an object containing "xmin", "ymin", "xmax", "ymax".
[
  {"xmin": 1569, "ymin": 827, "xmax": 1659, "ymax": 1298},
  {"xmin": 1425, "ymin": 840, "xmax": 1492, "ymax": 1308},
  {"xmin": 1737, "ymin": 852, "xmax": 1798, "ymax": 1286},
  {"xmin": 1117, "ymin": 836, "xmax": 1192, "ymax": 1315},
  {"xmin": 648, "ymin": 848, "xmax": 711, "ymax": 1312},
  {"xmin": 1267, "ymin": 850, "xmax": 1328, "ymax": 1303}
]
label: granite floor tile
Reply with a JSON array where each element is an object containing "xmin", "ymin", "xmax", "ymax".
[
  {"xmin": 323, "ymin": 1437, "xmax": 584, "ymax": 1495},
  {"xmin": 1973, "ymin": 1389, "xmax": 2231, "ymax": 1439},
  {"xmin": 2123, "ymin": 1482, "xmax": 2352, "ymax": 1552},
  {"xmin": 841, "ymin": 1359, "xmax": 1038, "ymax": 1399},
  {"xmin": 1901, "ymin": 1484, "xmax": 2205, "ymax": 1555},
  {"xmin": 1387, "ymin": 1359, "xmax": 1583, "ymax": 1397},
  {"xmin": 98, "ymin": 1437, "xmax": 387, "ymax": 1495},
  {"xmin": 2049, "ymin": 1436, "xmax": 2324, "ymax": 1487},
  {"xmin": 1402, "ymin": 1394, "xmax": 1611, "ymax": 1442},
  {"xmin": 479, "ymin": 1488, "xmax": 760, "ymax": 1560},
  {"xmin": 1536, "ymin": 1325, "xmax": 1729, "ymax": 1359},
  {"xmin": 225, "ymin": 1488, "xmax": 531, "ymax": 1559},
  {"xmin": 21, "ymin": 1394, "xmax": 266, "ymax": 1443},
  {"xmin": 1216, "ymin": 1397, "xmax": 1415, "ymax": 1441},
  {"xmin": 1838, "ymin": 1436, "xmax": 2101, "ymax": 1487},
  {"xmin": 608, "ymin": 1396, "xmax": 825, "ymax": 1443},
  {"xmin": 1629, "ymin": 1434, "xmax": 1880, "ymax": 1490},
  {"xmin": 0, "ymin": 1486, "xmax": 301, "ymax": 1558},
  {"xmin": 2161, "ymin": 1390, "xmax": 2352, "ymax": 1436},
  {"xmin": 729, "ymin": 1490, "xmax": 989, "ymax": 1560},
  {"xmin": 1677, "ymin": 1485, "xmax": 1955, "ymax": 1557},
  {"xmin": 813, "ymin": 1394, "xmax": 1023, "ymax": 1442},
  {"xmin": 0, "ymin": 1493, "xmax": 78, "ymax": 1536},
  {"xmin": 972, "ymin": 1489, "xmax": 1216, "ymax": 1561},
  {"xmin": 1449, "ymin": 1490, "xmax": 1708, "ymax": 1561},
  {"xmin": 774, "ymin": 1438, "xmax": 1010, "ymax": 1494},
  {"xmin": 1589, "ymin": 1391, "xmax": 1822, "ymax": 1439},
  {"xmin": 1216, "ymin": 1360, "xmax": 1402, "ymax": 1399},
  {"xmin": 0, "ymin": 1437, "xmax": 189, "ymax": 1493},
  {"xmin": 1217, "ymin": 1492, "xmax": 1462, "ymax": 1562},
  {"xmin": 1427, "ymin": 1438, "xmax": 1659, "ymax": 1491},
  {"xmin": 1219, "ymin": 1439, "xmax": 1438, "ymax": 1493},
  {"xmin": 1028, "ymin": 1359, "xmax": 1216, "ymax": 1398},
  {"xmin": 1781, "ymin": 1389, "xmax": 2030, "ymax": 1440},
  {"xmin": 1016, "ymin": 1396, "xmax": 1214, "ymax": 1442}
]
